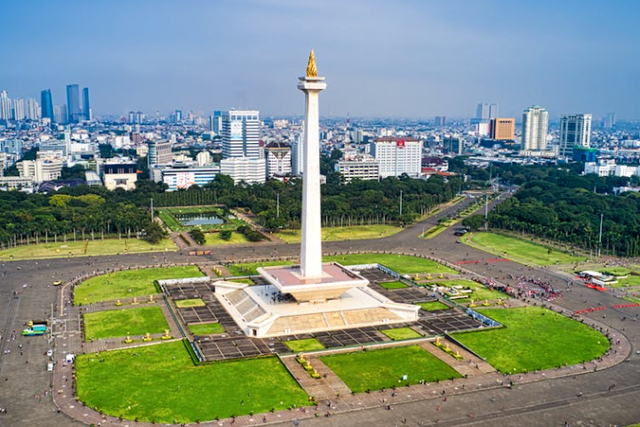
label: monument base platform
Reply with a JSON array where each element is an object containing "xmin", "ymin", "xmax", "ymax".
[{"xmin": 214, "ymin": 280, "xmax": 419, "ymax": 338}]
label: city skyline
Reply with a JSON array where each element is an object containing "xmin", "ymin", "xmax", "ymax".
[{"xmin": 1, "ymin": 1, "xmax": 639, "ymax": 119}]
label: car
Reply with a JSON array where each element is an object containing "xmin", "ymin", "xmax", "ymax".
[
  {"xmin": 53, "ymin": 280, "xmax": 63, "ymax": 286},
  {"xmin": 46, "ymin": 349, "xmax": 53, "ymax": 357},
  {"xmin": 453, "ymin": 228, "xmax": 468, "ymax": 236}
]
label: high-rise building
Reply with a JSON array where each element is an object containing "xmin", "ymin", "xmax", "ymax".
[
  {"xmin": 370, "ymin": 137, "xmax": 422, "ymax": 178},
  {"xmin": 12, "ymin": 98, "xmax": 25, "ymax": 121},
  {"xmin": 489, "ymin": 103, "xmax": 499, "ymax": 119},
  {"xmin": 66, "ymin": 84, "xmax": 81, "ymax": 123},
  {"xmin": 265, "ymin": 142, "xmax": 292, "ymax": 178},
  {"xmin": 25, "ymin": 98, "xmax": 40, "ymax": 120},
  {"xmin": 475, "ymin": 103, "xmax": 499, "ymax": 122},
  {"xmin": 41, "ymin": 89, "xmax": 54, "ymax": 120},
  {"xmin": 0, "ymin": 91, "xmax": 11, "ymax": 120},
  {"xmin": 443, "ymin": 135, "xmax": 463, "ymax": 155},
  {"xmin": 147, "ymin": 140, "xmax": 173, "ymax": 166},
  {"xmin": 211, "ymin": 110, "xmax": 222, "ymax": 134},
  {"xmin": 335, "ymin": 155, "xmax": 379, "ymax": 182},
  {"xmin": 291, "ymin": 133, "xmax": 304, "ymax": 176},
  {"xmin": 603, "ymin": 112, "xmax": 616, "ymax": 129},
  {"xmin": 54, "ymin": 104, "xmax": 68, "ymax": 124},
  {"xmin": 559, "ymin": 114, "xmax": 592, "ymax": 157},
  {"xmin": 521, "ymin": 106, "xmax": 549, "ymax": 152},
  {"xmin": 82, "ymin": 87, "xmax": 91, "ymax": 121},
  {"xmin": 435, "ymin": 116, "xmax": 446, "ymax": 127},
  {"xmin": 489, "ymin": 118, "xmax": 516, "ymax": 140},
  {"xmin": 220, "ymin": 157, "xmax": 266, "ymax": 184},
  {"xmin": 221, "ymin": 110, "xmax": 260, "ymax": 159}
]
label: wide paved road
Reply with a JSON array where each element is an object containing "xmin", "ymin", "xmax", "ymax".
[{"xmin": 1, "ymin": 195, "xmax": 639, "ymax": 427}]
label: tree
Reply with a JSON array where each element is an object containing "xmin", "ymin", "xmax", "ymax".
[
  {"xmin": 142, "ymin": 221, "xmax": 167, "ymax": 244},
  {"xmin": 219, "ymin": 230, "xmax": 233, "ymax": 241},
  {"xmin": 189, "ymin": 228, "xmax": 206, "ymax": 245},
  {"xmin": 462, "ymin": 214, "xmax": 486, "ymax": 231}
]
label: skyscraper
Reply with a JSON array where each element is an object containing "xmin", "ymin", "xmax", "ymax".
[
  {"xmin": 221, "ymin": 110, "xmax": 260, "ymax": 159},
  {"xmin": 54, "ymin": 104, "xmax": 68, "ymax": 124},
  {"xmin": 41, "ymin": 89, "xmax": 54, "ymax": 120},
  {"xmin": 82, "ymin": 87, "xmax": 91, "ymax": 121},
  {"xmin": 475, "ymin": 103, "xmax": 499, "ymax": 121},
  {"xmin": 0, "ymin": 91, "xmax": 11, "ymax": 121},
  {"xmin": 25, "ymin": 98, "xmax": 40, "ymax": 120},
  {"xmin": 12, "ymin": 98, "xmax": 25, "ymax": 121},
  {"xmin": 522, "ymin": 106, "xmax": 549, "ymax": 152},
  {"xmin": 559, "ymin": 114, "xmax": 592, "ymax": 157},
  {"xmin": 66, "ymin": 84, "xmax": 81, "ymax": 123},
  {"xmin": 489, "ymin": 118, "xmax": 516, "ymax": 140}
]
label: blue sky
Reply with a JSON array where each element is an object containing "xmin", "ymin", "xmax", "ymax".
[{"xmin": 1, "ymin": 0, "xmax": 639, "ymax": 119}]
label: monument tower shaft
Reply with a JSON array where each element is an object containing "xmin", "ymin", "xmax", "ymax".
[{"xmin": 298, "ymin": 50, "xmax": 326, "ymax": 279}]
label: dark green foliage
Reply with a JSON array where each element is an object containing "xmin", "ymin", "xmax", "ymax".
[
  {"xmin": 143, "ymin": 221, "xmax": 168, "ymax": 244},
  {"xmin": 236, "ymin": 226, "xmax": 265, "ymax": 242},
  {"xmin": 462, "ymin": 214, "xmax": 486, "ymax": 230},
  {"xmin": 188, "ymin": 228, "xmax": 206, "ymax": 245},
  {"xmin": 219, "ymin": 230, "xmax": 233, "ymax": 241}
]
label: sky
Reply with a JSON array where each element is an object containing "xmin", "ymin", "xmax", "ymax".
[{"xmin": 1, "ymin": 0, "xmax": 639, "ymax": 120}]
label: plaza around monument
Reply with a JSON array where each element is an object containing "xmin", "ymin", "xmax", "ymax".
[{"xmin": 1, "ymin": 55, "xmax": 639, "ymax": 427}]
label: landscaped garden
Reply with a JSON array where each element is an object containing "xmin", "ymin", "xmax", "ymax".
[
  {"xmin": 462, "ymin": 232, "xmax": 586, "ymax": 266},
  {"xmin": 433, "ymin": 279, "xmax": 507, "ymax": 302},
  {"xmin": 159, "ymin": 207, "xmax": 247, "ymax": 232},
  {"xmin": 452, "ymin": 307, "xmax": 609, "ymax": 374},
  {"xmin": 204, "ymin": 231, "xmax": 250, "ymax": 246},
  {"xmin": 276, "ymin": 224, "xmax": 402, "ymax": 243},
  {"xmin": 417, "ymin": 301, "xmax": 450, "ymax": 311},
  {"xmin": 381, "ymin": 327, "xmax": 422, "ymax": 340},
  {"xmin": 83, "ymin": 306, "xmax": 169, "ymax": 341},
  {"xmin": 378, "ymin": 280, "xmax": 409, "ymax": 289},
  {"xmin": 592, "ymin": 267, "xmax": 640, "ymax": 288},
  {"xmin": 226, "ymin": 260, "xmax": 295, "ymax": 277},
  {"xmin": 76, "ymin": 341, "xmax": 309, "ymax": 423},
  {"xmin": 188, "ymin": 322, "xmax": 225, "ymax": 335},
  {"xmin": 74, "ymin": 265, "xmax": 204, "ymax": 305},
  {"xmin": 0, "ymin": 238, "xmax": 176, "ymax": 261},
  {"xmin": 284, "ymin": 338, "xmax": 325, "ymax": 352},
  {"xmin": 320, "ymin": 345, "xmax": 461, "ymax": 392}
]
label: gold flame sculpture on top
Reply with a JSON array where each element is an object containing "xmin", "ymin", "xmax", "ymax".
[{"xmin": 306, "ymin": 50, "xmax": 317, "ymax": 77}]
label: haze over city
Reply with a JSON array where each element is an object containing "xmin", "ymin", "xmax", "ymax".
[{"xmin": 2, "ymin": 0, "xmax": 640, "ymax": 118}]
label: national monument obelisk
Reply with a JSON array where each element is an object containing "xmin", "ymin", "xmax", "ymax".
[{"xmin": 298, "ymin": 50, "xmax": 326, "ymax": 279}]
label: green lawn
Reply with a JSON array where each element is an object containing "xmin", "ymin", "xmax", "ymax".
[
  {"xmin": 324, "ymin": 254, "xmax": 457, "ymax": 275},
  {"xmin": 226, "ymin": 260, "xmax": 295, "ymax": 276},
  {"xmin": 226, "ymin": 254, "xmax": 455, "ymax": 277},
  {"xmin": 75, "ymin": 266, "xmax": 204, "ymax": 305},
  {"xmin": 188, "ymin": 323, "xmax": 225, "ymax": 335},
  {"xmin": 381, "ymin": 327, "xmax": 422, "ymax": 340},
  {"xmin": 84, "ymin": 306, "xmax": 169, "ymax": 341},
  {"xmin": 204, "ymin": 232, "xmax": 250, "ymax": 245},
  {"xmin": 0, "ymin": 238, "xmax": 176, "ymax": 261},
  {"xmin": 320, "ymin": 346, "xmax": 461, "ymax": 392},
  {"xmin": 76, "ymin": 341, "xmax": 309, "ymax": 423},
  {"xmin": 452, "ymin": 307, "xmax": 609, "ymax": 374},
  {"xmin": 417, "ymin": 301, "xmax": 450, "ymax": 311},
  {"xmin": 276, "ymin": 224, "xmax": 402, "ymax": 243},
  {"xmin": 378, "ymin": 280, "xmax": 409, "ymax": 289},
  {"xmin": 434, "ymin": 279, "xmax": 507, "ymax": 302},
  {"xmin": 462, "ymin": 232, "xmax": 586, "ymax": 266},
  {"xmin": 225, "ymin": 278, "xmax": 255, "ymax": 285},
  {"xmin": 421, "ymin": 225, "xmax": 448, "ymax": 239},
  {"xmin": 284, "ymin": 338, "xmax": 325, "ymax": 352},
  {"xmin": 175, "ymin": 298, "xmax": 205, "ymax": 308}
]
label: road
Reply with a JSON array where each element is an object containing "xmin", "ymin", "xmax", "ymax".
[{"xmin": 1, "ymin": 193, "xmax": 639, "ymax": 427}]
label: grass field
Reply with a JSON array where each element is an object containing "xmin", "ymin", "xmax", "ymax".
[
  {"xmin": 276, "ymin": 224, "xmax": 402, "ymax": 243},
  {"xmin": 378, "ymin": 280, "xmax": 409, "ymax": 289},
  {"xmin": 462, "ymin": 232, "xmax": 586, "ymax": 266},
  {"xmin": 225, "ymin": 278, "xmax": 255, "ymax": 285},
  {"xmin": 452, "ymin": 307, "xmax": 609, "ymax": 374},
  {"xmin": 75, "ymin": 266, "xmax": 204, "ymax": 305},
  {"xmin": 320, "ymin": 346, "xmax": 461, "ymax": 392},
  {"xmin": 434, "ymin": 279, "xmax": 507, "ymax": 302},
  {"xmin": 381, "ymin": 327, "xmax": 422, "ymax": 340},
  {"xmin": 421, "ymin": 225, "xmax": 448, "ymax": 239},
  {"xmin": 76, "ymin": 341, "xmax": 309, "ymax": 423},
  {"xmin": 84, "ymin": 306, "xmax": 169, "ymax": 341},
  {"xmin": 204, "ymin": 232, "xmax": 250, "ymax": 246},
  {"xmin": 324, "ymin": 254, "xmax": 457, "ymax": 275},
  {"xmin": 417, "ymin": 301, "xmax": 450, "ymax": 311},
  {"xmin": 175, "ymin": 298, "xmax": 205, "ymax": 308},
  {"xmin": 0, "ymin": 238, "xmax": 176, "ymax": 261},
  {"xmin": 284, "ymin": 338, "xmax": 325, "ymax": 352},
  {"xmin": 188, "ymin": 323, "xmax": 225, "ymax": 335},
  {"xmin": 226, "ymin": 254, "xmax": 455, "ymax": 277}
]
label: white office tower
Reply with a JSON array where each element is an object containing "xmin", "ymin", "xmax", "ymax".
[
  {"xmin": 12, "ymin": 99, "xmax": 25, "ymax": 121},
  {"xmin": 221, "ymin": 110, "xmax": 260, "ymax": 159},
  {"xmin": 220, "ymin": 157, "xmax": 266, "ymax": 184},
  {"xmin": 265, "ymin": 142, "xmax": 292, "ymax": 178},
  {"xmin": 475, "ymin": 103, "xmax": 498, "ymax": 121},
  {"xmin": 559, "ymin": 114, "xmax": 592, "ymax": 157},
  {"xmin": 291, "ymin": 132, "xmax": 304, "ymax": 176},
  {"xmin": 522, "ymin": 105, "xmax": 549, "ymax": 152},
  {"xmin": 25, "ymin": 98, "xmax": 40, "ymax": 120},
  {"xmin": 370, "ymin": 137, "xmax": 421, "ymax": 178},
  {"xmin": 0, "ymin": 91, "xmax": 11, "ymax": 120}
]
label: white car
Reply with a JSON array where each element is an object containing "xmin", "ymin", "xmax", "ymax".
[{"xmin": 46, "ymin": 349, "xmax": 53, "ymax": 357}]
